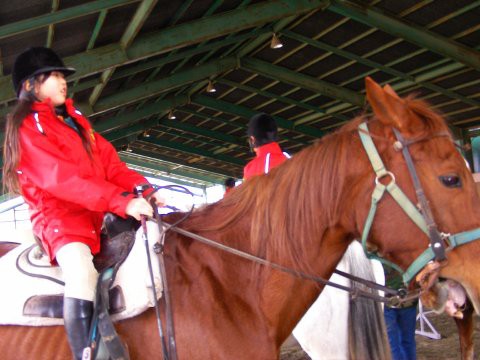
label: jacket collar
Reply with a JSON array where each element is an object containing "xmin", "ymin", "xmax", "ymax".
[
  {"xmin": 255, "ymin": 142, "xmax": 282, "ymax": 157},
  {"xmin": 30, "ymin": 98, "xmax": 91, "ymax": 131},
  {"xmin": 31, "ymin": 98, "xmax": 55, "ymax": 113}
]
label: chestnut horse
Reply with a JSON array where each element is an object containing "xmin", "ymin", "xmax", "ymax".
[{"xmin": 1, "ymin": 77, "xmax": 480, "ymax": 359}]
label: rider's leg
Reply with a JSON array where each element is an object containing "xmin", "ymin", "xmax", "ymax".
[{"xmin": 56, "ymin": 242, "xmax": 98, "ymax": 360}]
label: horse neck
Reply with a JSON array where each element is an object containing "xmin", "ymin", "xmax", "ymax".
[
  {"xmin": 162, "ymin": 218, "xmax": 351, "ymax": 350},
  {"xmin": 159, "ymin": 128, "xmax": 365, "ymax": 350},
  {"xmin": 259, "ymin": 227, "xmax": 352, "ymax": 345}
]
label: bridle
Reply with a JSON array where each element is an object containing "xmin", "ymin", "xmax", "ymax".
[{"xmin": 358, "ymin": 121, "xmax": 480, "ymax": 285}]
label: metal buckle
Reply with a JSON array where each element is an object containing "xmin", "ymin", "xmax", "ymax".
[
  {"xmin": 440, "ymin": 232, "xmax": 452, "ymax": 249},
  {"xmin": 375, "ymin": 171, "xmax": 396, "ymax": 186}
]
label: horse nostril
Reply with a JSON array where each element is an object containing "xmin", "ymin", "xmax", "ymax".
[{"xmin": 439, "ymin": 175, "xmax": 461, "ymax": 188}]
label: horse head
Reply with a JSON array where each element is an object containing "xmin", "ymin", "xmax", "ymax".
[{"xmin": 360, "ymin": 77, "xmax": 480, "ymax": 314}]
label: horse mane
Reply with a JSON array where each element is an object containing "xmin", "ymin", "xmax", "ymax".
[
  {"xmin": 175, "ymin": 118, "xmax": 364, "ymax": 273},
  {"xmin": 174, "ymin": 94, "xmax": 451, "ymax": 273}
]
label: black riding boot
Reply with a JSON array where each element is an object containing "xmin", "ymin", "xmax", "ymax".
[{"xmin": 63, "ymin": 297, "xmax": 94, "ymax": 360}]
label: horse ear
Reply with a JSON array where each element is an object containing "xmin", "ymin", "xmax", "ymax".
[
  {"xmin": 365, "ymin": 77, "xmax": 409, "ymax": 130},
  {"xmin": 383, "ymin": 84, "xmax": 400, "ymax": 99}
]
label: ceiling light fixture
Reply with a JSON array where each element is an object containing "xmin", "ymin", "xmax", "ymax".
[
  {"xmin": 168, "ymin": 110, "xmax": 176, "ymax": 120},
  {"xmin": 143, "ymin": 130, "xmax": 151, "ymax": 138},
  {"xmin": 126, "ymin": 144, "xmax": 133, "ymax": 152},
  {"xmin": 206, "ymin": 80, "xmax": 217, "ymax": 93},
  {"xmin": 270, "ymin": 33, "xmax": 283, "ymax": 49}
]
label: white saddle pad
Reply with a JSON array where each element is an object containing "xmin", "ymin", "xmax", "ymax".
[{"xmin": 0, "ymin": 220, "xmax": 163, "ymax": 326}]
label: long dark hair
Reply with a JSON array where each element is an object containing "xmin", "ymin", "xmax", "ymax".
[
  {"xmin": 3, "ymin": 74, "xmax": 93, "ymax": 194},
  {"xmin": 3, "ymin": 85, "xmax": 36, "ymax": 194}
]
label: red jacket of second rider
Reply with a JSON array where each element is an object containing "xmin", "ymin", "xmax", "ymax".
[{"xmin": 243, "ymin": 142, "xmax": 289, "ymax": 180}]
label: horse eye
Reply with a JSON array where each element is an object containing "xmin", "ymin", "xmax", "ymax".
[{"xmin": 439, "ymin": 175, "xmax": 461, "ymax": 188}]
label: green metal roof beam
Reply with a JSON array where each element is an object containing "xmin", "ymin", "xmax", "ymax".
[
  {"xmin": 0, "ymin": 48, "xmax": 3, "ymax": 76},
  {"xmin": 179, "ymin": 108, "xmax": 245, "ymax": 129},
  {"xmin": 120, "ymin": 0, "xmax": 157, "ymax": 49},
  {"xmin": 141, "ymin": 0, "xmax": 225, "ymax": 83},
  {"xmin": 168, "ymin": 0, "xmax": 225, "ymax": 75},
  {"xmin": 89, "ymin": 0, "xmax": 157, "ymax": 107},
  {"xmin": 192, "ymin": 94, "xmax": 325, "ymax": 139},
  {"xmin": 120, "ymin": 148, "xmax": 240, "ymax": 178},
  {"xmin": 0, "ymin": 0, "xmax": 139, "ymax": 40},
  {"xmin": 192, "ymin": 0, "xmax": 255, "ymax": 65},
  {"xmin": 216, "ymin": 78, "xmax": 349, "ymax": 121},
  {"xmin": 155, "ymin": 125, "xmax": 232, "ymax": 149},
  {"xmin": 93, "ymin": 57, "xmax": 237, "ymax": 114},
  {"xmin": 87, "ymin": 10, "xmax": 108, "ymax": 50},
  {"xmin": 159, "ymin": 119, "xmax": 246, "ymax": 148},
  {"xmin": 240, "ymin": 57, "xmax": 364, "ymax": 106},
  {"xmin": 178, "ymin": 108, "xmax": 306, "ymax": 150},
  {"xmin": 168, "ymin": 0, "xmax": 194, "ymax": 26},
  {"xmin": 140, "ymin": 138, "xmax": 245, "ymax": 166},
  {"xmin": 46, "ymin": 0, "xmax": 60, "ymax": 48},
  {"xmin": 126, "ymin": 0, "xmax": 328, "ymax": 64},
  {"xmin": 119, "ymin": 155, "xmax": 223, "ymax": 185},
  {"xmin": 95, "ymin": 95, "xmax": 189, "ymax": 133},
  {"xmin": 104, "ymin": 118, "xmax": 158, "ymax": 141},
  {"xmin": 69, "ymin": 29, "xmax": 269, "ymax": 95},
  {"xmin": 184, "ymin": 15, "xmax": 300, "ymax": 98},
  {"xmin": 89, "ymin": 68, "xmax": 115, "ymax": 107},
  {"xmin": 70, "ymin": 10, "xmax": 108, "ymax": 98},
  {"xmin": 101, "ymin": 113, "xmax": 247, "ymax": 153},
  {"xmin": 281, "ymin": 30, "xmax": 480, "ymax": 108},
  {"xmin": 328, "ymin": 0, "xmax": 480, "ymax": 71},
  {"xmin": 0, "ymin": 0, "xmax": 326, "ymax": 102},
  {"xmin": 302, "ymin": 2, "xmax": 480, "ymax": 119}
]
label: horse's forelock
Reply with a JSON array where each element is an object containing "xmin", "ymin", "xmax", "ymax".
[{"xmin": 404, "ymin": 95, "xmax": 451, "ymax": 134}]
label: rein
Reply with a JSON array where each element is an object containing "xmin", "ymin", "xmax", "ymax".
[
  {"xmin": 163, "ymin": 223, "xmax": 404, "ymax": 304},
  {"xmin": 141, "ymin": 185, "xmax": 197, "ymax": 360},
  {"xmin": 358, "ymin": 122, "xmax": 480, "ymax": 285}
]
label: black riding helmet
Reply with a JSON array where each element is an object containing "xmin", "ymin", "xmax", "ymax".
[
  {"xmin": 12, "ymin": 47, "xmax": 76, "ymax": 96},
  {"xmin": 224, "ymin": 177, "xmax": 236, "ymax": 188},
  {"xmin": 247, "ymin": 113, "xmax": 278, "ymax": 148}
]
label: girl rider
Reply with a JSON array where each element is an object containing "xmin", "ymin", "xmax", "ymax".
[{"xmin": 3, "ymin": 47, "xmax": 164, "ymax": 359}]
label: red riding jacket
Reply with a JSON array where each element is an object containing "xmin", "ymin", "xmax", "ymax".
[
  {"xmin": 17, "ymin": 98, "xmax": 150, "ymax": 261},
  {"xmin": 243, "ymin": 142, "xmax": 289, "ymax": 180}
]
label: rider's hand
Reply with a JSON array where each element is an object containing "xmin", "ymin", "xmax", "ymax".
[
  {"xmin": 125, "ymin": 198, "xmax": 153, "ymax": 220},
  {"xmin": 150, "ymin": 192, "xmax": 166, "ymax": 208}
]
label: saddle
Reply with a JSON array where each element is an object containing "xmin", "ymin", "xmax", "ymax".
[
  {"xmin": 32, "ymin": 213, "xmax": 139, "ymax": 272},
  {"xmin": 23, "ymin": 213, "xmax": 139, "ymax": 318},
  {"xmin": 0, "ymin": 218, "xmax": 163, "ymax": 327}
]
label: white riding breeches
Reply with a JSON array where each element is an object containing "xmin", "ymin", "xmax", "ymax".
[{"xmin": 56, "ymin": 242, "xmax": 99, "ymax": 301}]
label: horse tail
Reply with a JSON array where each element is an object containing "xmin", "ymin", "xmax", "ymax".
[{"xmin": 346, "ymin": 242, "xmax": 391, "ymax": 360}]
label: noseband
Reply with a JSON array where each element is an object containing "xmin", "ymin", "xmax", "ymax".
[{"xmin": 358, "ymin": 122, "xmax": 480, "ymax": 285}]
